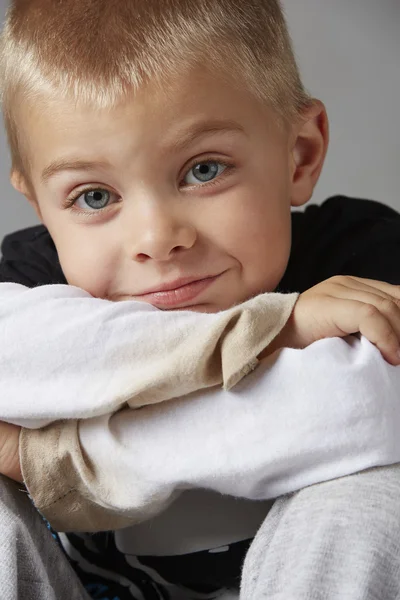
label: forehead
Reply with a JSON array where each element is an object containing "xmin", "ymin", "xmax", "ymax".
[{"xmin": 17, "ymin": 68, "xmax": 279, "ymax": 177}]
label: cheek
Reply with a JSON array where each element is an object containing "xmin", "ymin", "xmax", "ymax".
[
  {"xmin": 50, "ymin": 227, "xmax": 113, "ymax": 297},
  {"xmin": 244, "ymin": 224, "xmax": 291, "ymax": 292},
  {"xmin": 38, "ymin": 201, "xmax": 121, "ymax": 298},
  {"xmin": 209, "ymin": 188, "xmax": 292, "ymax": 293},
  {"xmin": 236, "ymin": 213, "xmax": 291, "ymax": 292}
]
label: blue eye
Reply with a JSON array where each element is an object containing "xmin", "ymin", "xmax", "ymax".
[
  {"xmin": 75, "ymin": 189, "xmax": 111, "ymax": 210},
  {"xmin": 184, "ymin": 161, "xmax": 227, "ymax": 185}
]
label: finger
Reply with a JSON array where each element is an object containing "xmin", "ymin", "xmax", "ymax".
[
  {"xmin": 338, "ymin": 276, "xmax": 400, "ymax": 301},
  {"xmin": 358, "ymin": 304, "xmax": 400, "ymax": 366},
  {"xmin": 355, "ymin": 294, "xmax": 400, "ymax": 341},
  {"xmin": 326, "ymin": 299, "xmax": 400, "ymax": 366},
  {"xmin": 326, "ymin": 289, "xmax": 400, "ymax": 342},
  {"xmin": 319, "ymin": 277, "xmax": 399, "ymax": 304}
]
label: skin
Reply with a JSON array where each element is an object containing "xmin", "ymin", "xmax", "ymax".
[{"xmin": 12, "ymin": 69, "xmax": 329, "ymax": 312}]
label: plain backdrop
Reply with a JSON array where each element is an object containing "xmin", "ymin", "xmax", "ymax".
[{"xmin": 0, "ymin": 0, "xmax": 399, "ymax": 245}]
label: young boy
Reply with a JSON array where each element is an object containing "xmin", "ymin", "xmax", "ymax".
[{"xmin": 1, "ymin": 0, "xmax": 400, "ymax": 599}]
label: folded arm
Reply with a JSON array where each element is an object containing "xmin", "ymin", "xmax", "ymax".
[
  {"xmin": 0, "ymin": 282, "xmax": 297, "ymax": 427},
  {"xmin": 20, "ymin": 335, "xmax": 400, "ymax": 532}
]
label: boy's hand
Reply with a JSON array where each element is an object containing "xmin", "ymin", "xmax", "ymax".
[
  {"xmin": 0, "ymin": 421, "xmax": 22, "ymax": 482},
  {"xmin": 268, "ymin": 276, "xmax": 400, "ymax": 365}
]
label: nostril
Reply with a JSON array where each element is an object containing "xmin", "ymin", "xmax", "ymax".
[
  {"xmin": 171, "ymin": 245, "xmax": 185, "ymax": 254},
  {"xmin": 136, "ymin": 253, "xmax": 150, "ymax": 262}
]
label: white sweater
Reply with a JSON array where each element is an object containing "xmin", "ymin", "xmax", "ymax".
[{"xmin": 1, "ymin": 281, "xmax": 400, "ymax": 534}]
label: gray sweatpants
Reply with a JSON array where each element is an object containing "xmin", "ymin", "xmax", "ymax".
[
  {"xmin": 241, "ymin": 465, "xmax": 400, "ymax": 599},
  {"xmin": 0, "ymin": 476, "xmax": 89, "ymax": 600},
  {"xmin": 1, "ymin": 465, "xmax": 400, "ymax": 600}
]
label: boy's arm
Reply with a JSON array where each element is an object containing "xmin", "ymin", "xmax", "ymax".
[
  {"xmin": 0, "ymin": 282, "xmax": 298, "ymax": 427},
  {"xmin": 2, "ymin": 274, "xmax": 400, "ymax": 525},
  {"xmin": 1, "ymin": 275, "xmax": 400, "ymax": 529},
  {"xmin": 3, "ymin": 274, "xmax": 400, "ymax": 428},
  {"xmin": 20, "ymin": 335, "xmax": 400, "ymax": 532}
]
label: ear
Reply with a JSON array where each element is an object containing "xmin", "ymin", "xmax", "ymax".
[
  {"xmin": 289, "ymin": 100, "xmax": 329, "ymax": 208},
  {"xmin": 10, "ymin": 169, "xmax": 43, "ymax": 221}
]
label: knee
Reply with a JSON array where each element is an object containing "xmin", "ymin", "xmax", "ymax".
[
  {"xmin": 291, "ymin": 464, "xmax": 400, "ymax": 544},
  {"xmin": 242, "ymin": 466, "xmax": 400, "ymax": 600}
]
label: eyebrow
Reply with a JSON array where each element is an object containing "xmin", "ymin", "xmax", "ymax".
[
  {"xmin": 167, "ymin": 120, "xmax": 246, "ymax": 153},
  {"xmin": 40, "ymin": 120, "xmax": 245, "ymax": 183},
  {"xmin": 41, "ymin": 159, "xmax": 111, "ymax": 184}
]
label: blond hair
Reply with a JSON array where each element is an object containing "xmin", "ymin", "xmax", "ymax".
[{"xmin": 0, "ymin": 0, "xmax": 311, "ymax": 175}]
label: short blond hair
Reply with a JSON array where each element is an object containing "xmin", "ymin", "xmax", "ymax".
[{"xmin": 0, "ymin": 0, "xmax": 311, "ymax": 175}]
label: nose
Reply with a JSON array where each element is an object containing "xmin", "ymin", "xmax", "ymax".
[{"xmin": 128, "ymin": 202, "xmax": 197, "ymax": 262}]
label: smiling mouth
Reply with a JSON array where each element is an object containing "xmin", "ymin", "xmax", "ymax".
[{"xmin": 132, "ymin": 273, "xmax": 225, "ymax": 308}]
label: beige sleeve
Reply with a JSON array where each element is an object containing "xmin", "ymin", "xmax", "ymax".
[
  {"xmin": 21, "ymin": 292, "xmax": 299, "ymax": 531},
  {"xmin": 1, "ymin": 286, "xmax": 298, "ymax": 426},
  {"xmin": 131, "ymin": 292, "xmax": 299, "ymax": 406},
  {"xmin": 20, "ymin": 422, "xmax": 147, "ymax": 532}
]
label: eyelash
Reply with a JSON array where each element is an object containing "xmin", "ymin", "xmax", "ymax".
[{"xmin": 62, "ymin": 156, "xmax": 235, "ymax": 218}]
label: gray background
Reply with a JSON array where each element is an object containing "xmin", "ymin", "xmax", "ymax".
[{"xmin": 0, "ymin": 0, "xmax": 399, "ymax": 244}]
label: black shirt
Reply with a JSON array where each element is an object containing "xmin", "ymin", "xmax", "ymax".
[{"xmin": 2, "ymin": 195, "xmax": 400, "ymax": 290}]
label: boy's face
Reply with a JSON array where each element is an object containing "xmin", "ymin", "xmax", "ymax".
[{"xmin": 13, "ymin": 69, "xmax": 328, "ymax": 312}]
